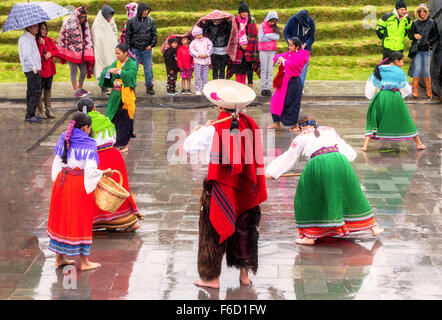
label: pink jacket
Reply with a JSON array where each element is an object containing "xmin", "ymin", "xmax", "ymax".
[
  {"xmin": 189, "ymin": 37, "xmax": 213, "ymax": 65},
  {"xmin": 258, "ymin": 21, "xmax": 278, "ymax": 51}
]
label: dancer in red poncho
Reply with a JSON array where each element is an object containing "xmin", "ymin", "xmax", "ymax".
[{"xmin": 184, "ymin": 80, "xmax": 267, "ymax": 288}]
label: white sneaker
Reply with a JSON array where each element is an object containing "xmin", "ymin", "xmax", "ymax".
[{"xmin": 195, "ymin": 91, "xmax": 201, "ymax": 96}]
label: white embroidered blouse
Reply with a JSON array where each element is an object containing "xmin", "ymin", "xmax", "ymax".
[
  {"xmin": 51, "ymin": 155, "xmax": 104, "ymax": 194},
  {"xmin": 265, "ymin": 126, "xmax": 357, "ymax": 179}
]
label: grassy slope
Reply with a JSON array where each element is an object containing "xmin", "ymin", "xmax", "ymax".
[{"xmin": 0, "ymin": 0, "xmax": 421, "ymax": 83}]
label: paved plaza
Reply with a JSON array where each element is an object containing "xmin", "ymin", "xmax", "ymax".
[{"xmin": 0, "ymin": 93, "xmax": 441, "ymax": 300}]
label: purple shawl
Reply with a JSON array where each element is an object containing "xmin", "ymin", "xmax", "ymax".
[{"xmin": 54, "ymin": 128, "xmax": 99, "ymax": 164}]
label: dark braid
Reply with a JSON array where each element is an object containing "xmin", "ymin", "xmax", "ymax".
[{"xmin": 61, "ymin": 112, "xmax": 92, "ymax": 164}]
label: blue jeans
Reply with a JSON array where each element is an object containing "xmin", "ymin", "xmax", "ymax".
[
  {"xmin": 300, "ymin": 61, "xmax": 309, "ymax": 87},
  {"xmin": 413, "ymin": 50, "xmax": 432, "ymax": 78},
  {"xmin": 132, "ymin": 48, "xmax": 153, "ymax": 87}
]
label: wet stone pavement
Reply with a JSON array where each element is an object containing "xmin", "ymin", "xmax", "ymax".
[{"xmin": 0, "ymin": 98, "xmax": 441, "ymax": 300}]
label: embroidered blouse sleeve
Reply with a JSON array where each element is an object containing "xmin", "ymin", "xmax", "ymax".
[
  {"xmin": 51, "ymin": 155, "xmax": 63, "ymax": 182},
  {"xmin": 400, "ymin": 83, "xmax": 412, "ymax": 98},
  {"xmin": 365, "ymin": 73, "xmax": 378, "ymax": 100},
  {"xmin": 84, "ymin": 158, "xmax": 104, "ymax": 194},
  {"xmin": 333, "ymin": 128, "xmax": 357, "ymax": 162},
  {"xmin": 265, "ymin": 136, "xmax": 303, "ymax": 179}
]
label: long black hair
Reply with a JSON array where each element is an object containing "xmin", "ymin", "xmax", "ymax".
[
  {"xmin": 61, "ymin": 112, "xmax": 92, "ymax": 164},
  {"xmin": 374, "ymin": 52, "xmax": 404, "ymax": 80},
  {"xmin": 116, "ymin": 42, "xmax": 129, "ymax": 53},
  {"xmin": 288, "ymin": 37, "xmax": 302, "ymax": 49},
  {"xmin": 37, "ymin": 22, "xmax": 48, "ymax": 38}
]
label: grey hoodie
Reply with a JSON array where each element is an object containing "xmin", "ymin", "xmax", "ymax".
[{"xmin": 258, "ymin": 11, "xmax": 280, "ymax": 44}]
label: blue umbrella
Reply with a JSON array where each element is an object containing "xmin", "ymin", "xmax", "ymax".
[{"xmin": 2, "ymin": 1, "xmax": 71, "ymax": 32}]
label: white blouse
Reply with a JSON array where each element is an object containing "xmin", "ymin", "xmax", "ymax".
[
  {"xmin": 183, "ymin": 125, "xmax": 216, "ymax": 163},
  {"xmin": 265, "ymin": 126, "xmax": 357, "ymax": 179},
  {"xmin": 51, "ymin": 155, "xmax": 104, "ymax": 194},
  {"xmin": 365, "ymin": 75, "xmax": 412, "ymax": 100},
  {"xmin": 94, "ymin": 130, "xmax": 116, "ymax": 147}
]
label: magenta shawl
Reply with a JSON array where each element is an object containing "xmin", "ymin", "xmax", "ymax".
[{"xmin": 270, "ymin": 49, "xmax": 309, "ymax": 116}]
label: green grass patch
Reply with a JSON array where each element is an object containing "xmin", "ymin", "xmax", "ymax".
[{"xmin": 0, "ymin": 0, "xmax": 423, "ymax": 15}]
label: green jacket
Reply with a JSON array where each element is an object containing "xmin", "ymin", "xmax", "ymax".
[
  {"xmin": 376, "ymin": 11, "xmax": 411, "ymax": 51},
  {"xmin": 99, "ymin": 57, "xmax": 137, "ymax": 121}
]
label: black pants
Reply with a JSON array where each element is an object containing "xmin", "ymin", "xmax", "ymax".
[
  {"xmin": 112, "ymin": 105, "xmax": 134, "ymax": 147},
  {"xmin": 41, "ymin": 75, "xmax": 53, "ymax": 91},
  {"xmin": 272, "ymin": 76, "xmax": 303, "ymax": 126},
  {"xmin": 24, "ymin": 71, "xmax": 42, "ymax": 119},
  {"xmin": 197, "ymin": 179, "xmax": 261, "ymax": 281},
  {"xmin": 211, "ymin": 54, "xmax": 228, "ymax": 79},
  {"xmin": 383, "ymin": 47, "xmax": 403, "ymax": 59}
]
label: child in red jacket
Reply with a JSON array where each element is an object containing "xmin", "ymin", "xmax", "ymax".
[
  {"xmin": 177, "ymin": 36, "xmax": 193, "ymax": 95},
  {"xmin": 36, "ymin": 22, "xmax": 58, "ymax": 119}
]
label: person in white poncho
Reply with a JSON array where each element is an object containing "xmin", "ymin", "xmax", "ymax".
[{"xmin": 91, "ymin": 5, "xmax": 119, "ymax": 95}]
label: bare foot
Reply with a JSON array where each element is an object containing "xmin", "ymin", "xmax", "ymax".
[
  {"xmin": 371, "ymin": 226, "xmax": 384, "ymax": 237},
  {"xmin": 119, "ymin": 146, "xmax": 129, "ymax": 153},
  {"xmin": 295, "ymin": 238, "xmax": 315, "ymax": 245},
  {"xmin": 194, "ymin": 278, "xmax": 220, "ymax": 289},
  {"xmin": 55, "ymin": 254, "xmax": 75, "ymax": 267},
  {"xmin": 79, "ymin": 257, "xmax": 101, "ymax": 271},
  {"xmin": 125, "ymin": 222, "xmax": 140, "ymax": 232},
  {"xmin": 240, "ymin": 268, "xmax": 250, "ymax": 285},
  {"xmin": 417, "ymin": 144, "xmax": 426, "ymax": 150},
  {"xmin": 267, "ymin": 122, "xmax": 281, "ymax": 130},
  {"xmin": 361, "ymin": 147, "xmax": 368, "ymax": 152}
]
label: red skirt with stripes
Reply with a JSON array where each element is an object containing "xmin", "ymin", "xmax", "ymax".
[
  {"xmin": 93, "ymin": 146, "xmax": 142, "ymax": 230},
  {"xmin": 47, "ymin": 168, "xmax": 95, "ymax": 255}
]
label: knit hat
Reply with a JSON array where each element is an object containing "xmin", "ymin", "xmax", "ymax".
[
  {"xmin": 168, "ymin": 36, "xmax": 178, "ymax": 45},
  {"xmin": 239, "ymin": 34, "xmax": 248, "ymax": 46},
  {"xmin": 396, "ymin": 0, "xmax": 407, "ymax": 9},
  {"xmin": 238, "ymin": 2, "xmax": 249, "ymax": 14},
  {"xmin": 191, "ymin": 26, "xmax": 203, "ymax": 36}
]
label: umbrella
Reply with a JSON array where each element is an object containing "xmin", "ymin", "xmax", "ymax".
[{"xmin": 2, "ymin": 1, "xmax": 71, "ymax": 32}]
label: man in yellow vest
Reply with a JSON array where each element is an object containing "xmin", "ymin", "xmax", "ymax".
[{"xmin": 376, "ymin": 0, "xmax": 411, "ymax": 59}]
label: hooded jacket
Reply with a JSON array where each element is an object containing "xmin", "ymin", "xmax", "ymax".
[
  {"xmin": 125, "ymin": 3, "xmax": 157, "ymax": 50},
  {"xmin": 101, "ymin": 5, "xmax": 114, "ymax": 20},
  {"xmin": 376, "ymin": 8, "xmax": 411, "ymax": 51},
  {"xmin": 283, "ymin": 10, "xmax": 315, "ymax": 51},
  {"xmin": 258, "ymin": 11, "xmax": 280, "ymax": 51},
  {"xmin": 409, "ymin": 4, "xmax": 439, "ymax": 52}
]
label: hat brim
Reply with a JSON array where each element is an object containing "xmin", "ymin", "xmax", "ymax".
[{"xmin": 203, "ymin": 79, "xmax": 256, "ymax": 108}]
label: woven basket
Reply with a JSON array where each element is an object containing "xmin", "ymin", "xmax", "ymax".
[{"xmin": 94, "ymin": 170, "xmax": 130, "ymax": 213}]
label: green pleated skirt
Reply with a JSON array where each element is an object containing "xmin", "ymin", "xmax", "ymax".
[
  {"xmin": 365, "ymin": 90, "xmax": 418, "ymax": 140},
  {"xmin": 294, "ymin": 152, "xmax": 376, "ymax": 239}
]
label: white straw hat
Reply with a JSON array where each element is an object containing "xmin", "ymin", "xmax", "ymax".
[{"xmin": 203, "ymin": 79, "xmax": 256, "ymax": 109}]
